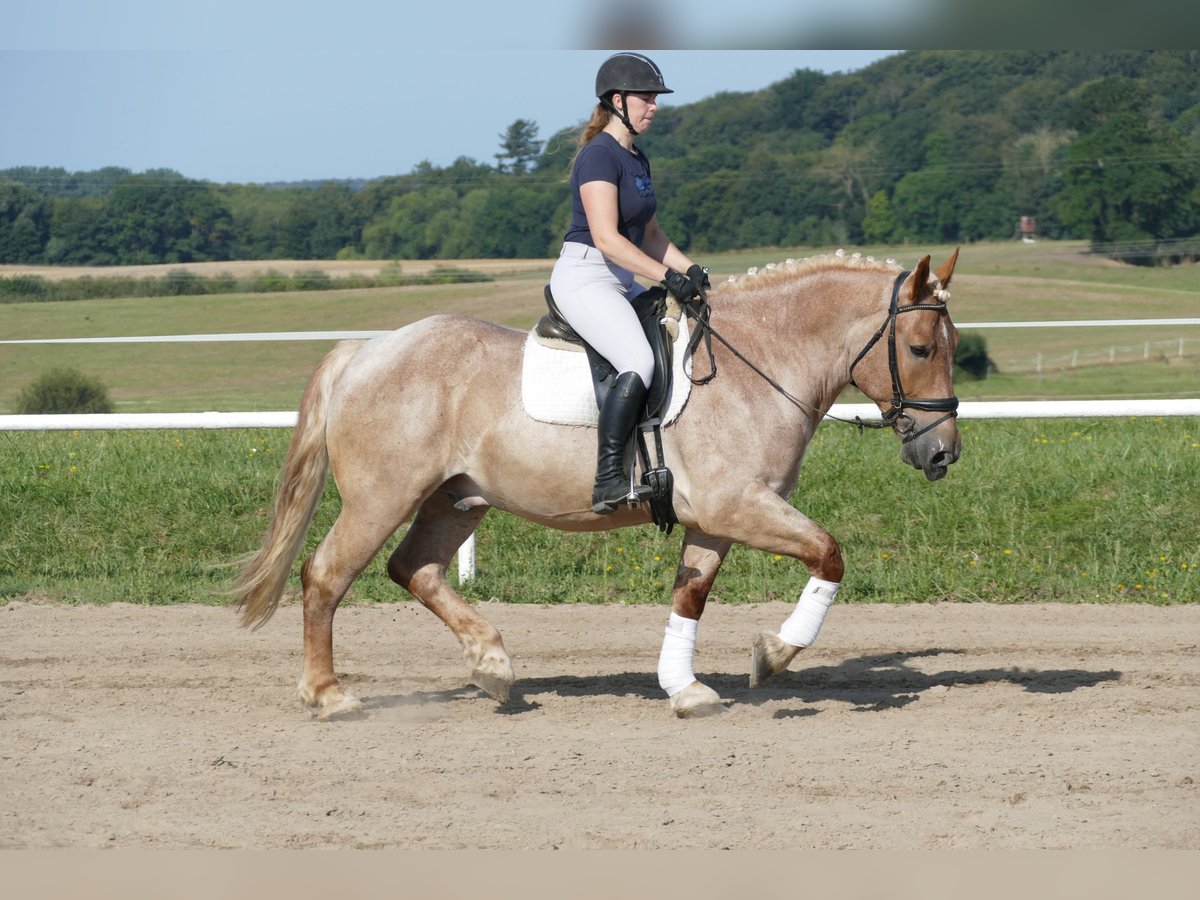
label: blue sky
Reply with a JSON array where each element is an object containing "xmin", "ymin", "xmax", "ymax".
[{"xmin": 1, "ymin": 3, "xmax": 898, "ymax": 184}]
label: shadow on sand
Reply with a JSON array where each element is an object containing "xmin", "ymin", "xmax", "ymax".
[{"xmin": 358, "ymin": 648, "xmax": 1121, "ymax": 718}]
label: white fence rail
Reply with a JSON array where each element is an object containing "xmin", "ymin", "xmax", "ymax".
[
  {"xmin": 2, "ymin": 399, "xmax": 1199, "ymax": 433},
  {"xmin": 3, "ymin": 318, "xmax": 1199, "ymax": 347}
]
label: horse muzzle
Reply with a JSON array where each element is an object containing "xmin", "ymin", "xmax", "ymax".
[{"xmin": 900, "ymin": 418, "xmax": 961, "ymax": 481}]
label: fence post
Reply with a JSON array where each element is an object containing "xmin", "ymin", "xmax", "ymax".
[{"xmin": 457, "ymin": 533, "xmax": 476, "ymax": 583}]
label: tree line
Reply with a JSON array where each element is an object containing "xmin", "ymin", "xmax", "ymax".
[{"xmin": 2, "ymin": 50, "xmax": 1198, "ymax": 268}]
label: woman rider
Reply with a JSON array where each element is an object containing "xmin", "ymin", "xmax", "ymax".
[{"xmin": 549, "ymin": 51, "xmax": 709, "ymax": 515}]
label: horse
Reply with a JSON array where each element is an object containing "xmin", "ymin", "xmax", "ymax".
[{"xmin": 233, "ymin": 247, "xmax": 962, "ymax": 719}]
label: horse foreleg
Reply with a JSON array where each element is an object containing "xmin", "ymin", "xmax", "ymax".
[
  {"xmin": 698, "ymin": 486, "xmax": 845, "ymax": 689},
  {"xmin": 659, "ymin": 530, "xmax": 731, "ymax": 718},
  {"xmin": 750, "ymin": 575, "xmax": 841, "ymax": 687},
  {"xmin": 386, "ymin": 486, "xmax": 513, "ymax": 704}
]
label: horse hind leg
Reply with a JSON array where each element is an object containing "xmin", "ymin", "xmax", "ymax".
[
  {"xmin": 298, "ymin": 504, "xmax": 410, "ymax": 718},
  {"xmin": 387, "ymin": 483, "xmax": 513, "ymax": 704}
]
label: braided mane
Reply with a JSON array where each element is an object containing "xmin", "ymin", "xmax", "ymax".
[
  {"xmin": 721, "ymin": 249, "xmax": 899, "ymax": 286},
  {"xmin": 715, "ymin": 249, "xmax": 951, "ymax": 301}
]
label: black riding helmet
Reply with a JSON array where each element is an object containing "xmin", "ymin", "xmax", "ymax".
[{"xmin": 595, "ymin": 52, "xmax": 672, "ymax": 136}]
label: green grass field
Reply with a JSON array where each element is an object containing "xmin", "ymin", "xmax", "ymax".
[
  {"xmin": 1, "ymin": 240, "xmax": 1197, "ymax": 606},
  {"xmin": 2, "ymin": 419, "xmax": 1196, "ymax": 607}
]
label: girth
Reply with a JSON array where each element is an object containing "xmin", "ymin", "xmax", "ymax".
[{"xmin": 536, "ymin": 285, "xmax": 678, "ymax": 533}]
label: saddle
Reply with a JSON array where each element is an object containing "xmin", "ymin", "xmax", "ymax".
[{"xmin": 535, "ymin": 285, "xmax": 679, "ymax": 533}]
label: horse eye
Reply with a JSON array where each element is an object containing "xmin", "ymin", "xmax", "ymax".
[{"xmin": 909, "ymin": 344, "xmax": 932, "ymax": 359}]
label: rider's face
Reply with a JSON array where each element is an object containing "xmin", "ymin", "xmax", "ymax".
[{"xmin": 620, "ymin": 92, "xmax": 659, "ymax": 132}]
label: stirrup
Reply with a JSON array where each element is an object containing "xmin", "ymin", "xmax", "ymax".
[{"xmin": 592, "ymin": 480, "xmax": 651, "ymax": 515}]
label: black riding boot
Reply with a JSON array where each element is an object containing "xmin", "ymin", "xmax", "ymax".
[{"xmin": 592, "ymin": 371, "xmax": 652, "ymax": 514}]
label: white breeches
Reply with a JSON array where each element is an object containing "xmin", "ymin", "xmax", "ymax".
[{"xmin": 549, "ymin": 241, "xmax": 654, "ymax": 386}]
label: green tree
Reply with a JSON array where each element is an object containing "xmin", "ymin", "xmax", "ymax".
[
  {"xmin": 269, "ymin": 182, "xmax": 369, "ymax": 259},
  {"xmin": 0, "ymin": 181, "xmax": 51, "ymax": 263},
  {"xmin": 45, "ymin": 197, "xmax": 114, "ymax": 264},
  {"xmin": 861, "ymin": 190, "xmax": 897, "ymax": 243},
  {"xmin": 104, "ymin": 174, "xmax": 233, "ymax": 263},
  {"xmin": 362, "ymin": 187, "xmax": 461, "ymax": 258},
  {"xmin": 889, "ymin": 170, "xmax": 962, "ymax": 243},
  {"xmin": 222, "ymin": 184, "xmax": 290, "ymax": 259},
  {"xmin": 440, "ymin": 186, "xmax": 560, "ymax": 258},
  {"xmin": 304, "ymin": 184, "xmax": 365, "ymax": 258},
  {"xmin": 1056, "ymin": 77, "xmax": 1199, "ymax": 251},
  {"xmin": 0, "ymin": 165, "xmax": 133, "ymax": 199},
  {"xmin": 495, "ymin": 120, "xmax": 543, "ymax": 174}
]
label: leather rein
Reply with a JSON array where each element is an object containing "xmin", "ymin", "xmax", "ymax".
[{"xmin": 684, "ymin": 270, "xmax": 959, "ymax": 442}]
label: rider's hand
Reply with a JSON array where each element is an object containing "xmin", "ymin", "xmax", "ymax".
[
  {"xmin": 663, "ymin": 268, "xmax": 695, "ymax": 302},
  {"xmin": 685, "ymin": 264, "xmax": 710, "ymax": 302}
]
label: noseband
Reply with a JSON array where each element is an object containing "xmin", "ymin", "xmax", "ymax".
[{"xmin": 848, "ymin": 271, "xmax": 959, "ymax": 443}]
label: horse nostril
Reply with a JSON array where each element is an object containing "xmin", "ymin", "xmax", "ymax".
[{"xmin": 930, "ymin": 450, "xmax": 954, "ymax": 469}]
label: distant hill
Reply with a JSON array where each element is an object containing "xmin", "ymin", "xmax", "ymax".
[{"xmin": 2, "ymin": 51, "xmax": 1198, "ymax": 266}]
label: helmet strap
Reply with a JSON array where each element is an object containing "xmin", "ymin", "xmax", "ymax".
[{"xmin": 602, "ymin": 92, "xmax": 639, "ymax": 136}]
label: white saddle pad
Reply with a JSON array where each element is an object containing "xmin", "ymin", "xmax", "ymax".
[{"xmin": 521, "ymin": 318, "xmax": 694, "ymax": 427}]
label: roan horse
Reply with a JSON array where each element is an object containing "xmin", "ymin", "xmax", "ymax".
[{"xmin": 234, "ymin": 248, "xmax": 962, "ymax": 719}]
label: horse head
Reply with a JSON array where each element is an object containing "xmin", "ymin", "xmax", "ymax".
[{"xmin": 849, "ymin": 248, "xmax": 962, "ymax": 481}]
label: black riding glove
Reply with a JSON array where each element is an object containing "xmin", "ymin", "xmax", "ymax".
[
  {"xmin": 662, "ymin": 268, "xmax": 695, "ymax": 302},
  {"xmin": 686, "ymin": 264, "xmax": 710, "ymax": 302}
]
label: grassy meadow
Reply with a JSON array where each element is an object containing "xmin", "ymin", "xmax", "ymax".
[
  {"xmin": 2, "ymin": 419, "xmax": 1196, "ymax": 607},
  {"xmin": 1, "ymin": 240, "xmax": 1197, "ymax": 607}
]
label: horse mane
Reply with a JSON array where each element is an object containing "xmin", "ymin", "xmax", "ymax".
[
  {"xmin": 715, "ymin": 249, "xmax": 951, "ymax": 303},
  {"xmin": 721, "ymin": 249, "xmax": 898, "ymax": 289}
]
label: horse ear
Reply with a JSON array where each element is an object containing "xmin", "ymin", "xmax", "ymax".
[
  {"xmin": 934, "ymin": 246, "xmax": 960, "ymax": 289},
  {"xmin": 906, "ymin": 255, "xmax": 931, "ymax": 304}
]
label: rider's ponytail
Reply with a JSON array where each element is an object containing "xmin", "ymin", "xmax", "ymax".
[{"xmin": 564, "ymin": 103, "xmax": 612, "ymax": 180}]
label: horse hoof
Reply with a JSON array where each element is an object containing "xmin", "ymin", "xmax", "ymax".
[
  {"xmin": 465, "ymin": 644, "xmax": 515, "ymax": 704},
  {"xmin": 470, "ymin": 670, "xmax": 513, "ymax": 704},
  {"xmin": 750, "ymin": 631, "xmax": 801, "ymax": 688},
  {"xmin": 314, "ymin": 693, "xmax": 365, "ymax": 721},
  {"xmin": 669, "ymin": 681, "xmax": 726, "ymax": 718}
]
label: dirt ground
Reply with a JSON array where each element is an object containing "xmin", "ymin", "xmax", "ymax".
[{"xmin": 2, "ymin": 601, "xmax": 1196, "ymax": 849}]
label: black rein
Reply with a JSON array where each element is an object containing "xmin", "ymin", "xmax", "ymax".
[{"xmin": 682, "ymin": 269, "xmax": 959, "ymax": 442}]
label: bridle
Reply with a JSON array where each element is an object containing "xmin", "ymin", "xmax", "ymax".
[
  {"xmin": 847, "ymin": 270, "xmax": 960, "ymax": 443},
  {"xmin": 684, "ymin": 268, "xmax": 959, "ymax": 442}
]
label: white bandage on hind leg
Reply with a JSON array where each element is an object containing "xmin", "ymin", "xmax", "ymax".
[
  {"xmin": 657, "ymin": 612, "xmax": 699, "ymax": 697},
  {"xmin": 777, "ymin": 577, "xmax": 840, "ymax": 648}
]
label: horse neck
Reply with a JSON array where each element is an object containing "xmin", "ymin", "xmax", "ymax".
[{"xmin": 714, "ymin": 264, "xmax": 891, "ymax": 411}]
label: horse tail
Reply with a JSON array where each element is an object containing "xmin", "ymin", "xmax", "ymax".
[{"xmin": 233, "ymin": 340, "xmax": 364, "ymax": 630}]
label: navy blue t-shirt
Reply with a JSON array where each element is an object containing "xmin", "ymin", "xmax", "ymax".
[{"xmin": 563, "ymin": 132, "xmax": 657, "ymax": 249}]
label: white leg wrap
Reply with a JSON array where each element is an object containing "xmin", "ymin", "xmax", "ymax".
[
  {"xmin": 777, "ymin": 577, "xmax": 840, "ymax": 649},
  {"xmin": 657, "ymin": 612, "xmax": 699, "ymax": 697}
]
